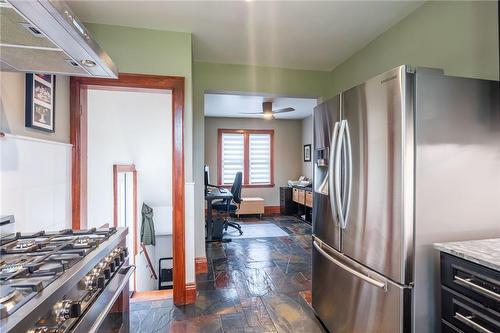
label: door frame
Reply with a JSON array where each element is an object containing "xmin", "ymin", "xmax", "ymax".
[
  {"xmin": 113, "ymin": 164, "xmax": 138, "ymax": 291},
  {"xmin": 70, "ymin": 73, "xmax": 188, "ymax": 305}
]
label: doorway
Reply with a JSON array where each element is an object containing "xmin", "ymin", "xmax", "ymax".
[
  {"xmin": 70, "ymin": 74, "xmax": 190, "ymax": 305},
  {"xmin": 113, "ymin": 164, "xmax": 138, "ymax": 293}
]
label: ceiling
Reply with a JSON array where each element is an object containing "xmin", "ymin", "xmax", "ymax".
[
  {"xmin": 68, "ymin": 1, "xmax": 423, "ymax": 71},
  {"xmin": 204, "ymin": 93, "xmax": 317, "ymax": 119}
]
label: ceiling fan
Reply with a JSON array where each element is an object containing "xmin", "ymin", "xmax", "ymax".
[{"xmin": 240, "ymin": 101, "xmax": 295, "ymax": 119}]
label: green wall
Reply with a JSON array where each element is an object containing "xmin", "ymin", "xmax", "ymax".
[{"xmin": 328, "ymin": 0, "xmax": 499, "ymax": 97}]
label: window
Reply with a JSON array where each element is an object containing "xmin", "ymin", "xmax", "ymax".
[{"xmin": 218, "ymin": 129, "xmax": 274, "ymax": 187}]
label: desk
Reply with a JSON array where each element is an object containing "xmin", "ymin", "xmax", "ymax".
[{"xmin": 205, "ymin": 188, "xmax": 233, "ymax": 242}]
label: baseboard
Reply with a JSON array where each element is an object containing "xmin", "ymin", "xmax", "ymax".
[
  {"xmin": 264, "ymin": 206, "xmax": 281, "ymax": 215},
  {"xmin": 195, "ymin": 257, "xmax": 208, "ymax": 274},
  {"xmin": 131, "ymin": 289, "xmax": 173, "ymax": 302},
  {"xmin": 185, "ymin": 282, "xmax": 196, "ymax": 304}
]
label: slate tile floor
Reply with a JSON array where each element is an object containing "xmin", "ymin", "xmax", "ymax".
[{"xmin": 130, "ymin": 216, "xmax": 325, "ymax": 333}]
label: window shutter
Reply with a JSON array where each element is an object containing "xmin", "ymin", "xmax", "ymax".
[
  {"xmin": 249, "ymin": 133, "xmax": 271, "ymax": 184},
  {"xmin": 221, "ymin": 133, "xmax": 244, "ymax": 184}
]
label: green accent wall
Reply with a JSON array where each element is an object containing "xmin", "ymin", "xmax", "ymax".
[
  {"xmin": 193, "ymin": 62, "xmax": 330, "ymax": 99},
  {"xmin": 328, "ymin": 0, "xmax": 499, "ymax": 97}
]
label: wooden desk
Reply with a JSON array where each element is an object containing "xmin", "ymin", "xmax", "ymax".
[{"xmin": 205, "ymin": 188, "xmax": 233, "ymax": 242}]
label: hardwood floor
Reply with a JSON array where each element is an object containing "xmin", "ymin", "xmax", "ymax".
[{"xmin": 131, "ymin": 289, "xmax": 173, "ymax": 302}]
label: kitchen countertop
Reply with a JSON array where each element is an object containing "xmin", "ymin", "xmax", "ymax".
[{"xmin": 434, "ymin": 238, "xmax": 500, "ymax": 272}]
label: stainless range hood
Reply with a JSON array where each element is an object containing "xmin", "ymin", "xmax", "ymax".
[{"xmin": 0, "ymin": 0, "xmax": 118, "ymax": 78}]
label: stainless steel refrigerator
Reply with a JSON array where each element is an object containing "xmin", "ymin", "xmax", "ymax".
[{"xmin": 312, "ymin": 66, "xmax": 500, "ymax": 333}]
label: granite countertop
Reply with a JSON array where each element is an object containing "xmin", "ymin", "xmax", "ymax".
[{"xmin": 434, "ymin": 238, "xmax": 500, "ymax": 272}]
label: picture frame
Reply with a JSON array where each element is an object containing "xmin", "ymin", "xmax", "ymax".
[
  {"xmin": 304, "ymin": 144, "xmax": 311, "ymax": 162},
  {"xmin": 25, "ymin": 73, "xmax": 56, "ymax": 132}
]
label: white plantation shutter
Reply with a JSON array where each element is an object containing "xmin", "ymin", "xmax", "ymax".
[
  {"xmin": 221, "ymin": 133, "xmax": 244, "ymax": 184},
  {"xmin": 249, "ymin": 133, "xmax": 271, "ymax": 184}
]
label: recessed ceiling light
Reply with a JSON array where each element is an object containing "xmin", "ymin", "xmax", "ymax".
[{"xmin": 81, "ymin": 59, "xmax": 96, "ymax": 67}]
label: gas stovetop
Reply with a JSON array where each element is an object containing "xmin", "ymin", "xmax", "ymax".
[{"xmin": 0, "ymin": 228, "xmax": 117, "ymax": 320}]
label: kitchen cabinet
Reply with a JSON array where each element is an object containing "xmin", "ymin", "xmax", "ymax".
[{"xmin": 435, "ymin": 240, "xmax": 500, "ymax": 333}]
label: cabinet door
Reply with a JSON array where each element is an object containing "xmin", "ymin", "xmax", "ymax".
[
  {"xmin": 305, "ymin": 192, "xmax": 313, "ymax": 207},
  {"xmin": 292, "ymin": 188, "xmax": 299, "ymax": 202},
  {"xmin": 298, "ymin": 189, "xmax": 305, "ymax": 204}
]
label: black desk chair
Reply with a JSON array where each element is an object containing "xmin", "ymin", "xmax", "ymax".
[{"xmin": 212, "ymin": 172, "xmax": 243, "ymax": 235}]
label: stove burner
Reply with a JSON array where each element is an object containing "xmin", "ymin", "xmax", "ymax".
[
  {"xmin": 0, "ymin": 289, "xmax": 20, "ymax": 304},
  {"xmin": 0, "ymin": 263, "xmax": 23, "ymax": 275},
  {"xmin": 75, "ymin": 238, "xmax": 89, "ymax": 245},
  {"xmin": 15, "ymin": 241, "xmax": 34, "ymax": 249},
  {"xmin": 0, "ymin": 227, "xmax": 118, "ymax": 321}
]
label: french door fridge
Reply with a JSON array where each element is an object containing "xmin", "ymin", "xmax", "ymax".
[{"xmin": 312, "ymin": 65, "xmax": 500, "ymax": 332}]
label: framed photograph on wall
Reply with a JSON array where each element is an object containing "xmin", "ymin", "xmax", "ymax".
[
  {"xmin": 304, "ymin": 144, "xmax": 311, "ymax": 162},
  {"xmin": 25, "ymin": 73, "xmax": 56, "ymax": 132}
]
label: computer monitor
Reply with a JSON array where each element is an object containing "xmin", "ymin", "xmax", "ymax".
[{"xmin": 204, "ymin": 164, "xmax": 210, "ymax": 192}]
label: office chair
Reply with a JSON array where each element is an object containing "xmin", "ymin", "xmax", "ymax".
[{"xmin": 212, "ymin": 172, "xmax": 243, "ymax": 235}]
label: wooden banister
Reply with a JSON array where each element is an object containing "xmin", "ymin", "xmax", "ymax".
[{"xmin": 140, "ymin": 243, "xmax": 158, "ymax": 280}]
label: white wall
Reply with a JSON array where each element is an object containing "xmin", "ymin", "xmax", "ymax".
[
  {"xmin": 301, "ymin": 115, "xmax": 313, "ymax": 179},
  {"xmin": 1, "ymin": 134, "xmax": 72, "ymax": 232},
  {"xmin": 87, "ymin": 89, "xmax": 172, "ymax": 291},
  {"xmin": 87, "ymin": 89, "xmax": 172, "ymax": 226}
]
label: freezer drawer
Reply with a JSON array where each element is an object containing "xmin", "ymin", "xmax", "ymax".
[{"xmin": 312, "ymin": 238, "xmax": 411, "ymax": 333}]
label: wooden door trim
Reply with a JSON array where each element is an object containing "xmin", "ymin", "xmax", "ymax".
[
  {"xmin": 70, "ymin": 73, "xmax": 188, "ymax": 305},
  {"xmin": 113, "ymin": 164, "xmax": 138, "ymax": 291}
]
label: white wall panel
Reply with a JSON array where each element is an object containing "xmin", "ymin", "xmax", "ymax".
[{"xmin": 0, "ymin": 134, "xmax": 71, "ymax": 232}]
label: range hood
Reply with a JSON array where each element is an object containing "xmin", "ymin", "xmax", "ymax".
[{"xmin": 0, "ymin": 0, "xmax": 118, "ymax": 78}]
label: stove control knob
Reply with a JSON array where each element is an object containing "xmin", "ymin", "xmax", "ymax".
[
  {"xmin": 84, "ymin": 275, "xmax": 94, "ymax": 291},
  {"xmin": 103, "ymin": 266, "xmax": 111, "ymax": 279},
  {"xmin": 84, "ymin": 273, "xmax": 102, "ymax": 291},
  {"xmin": 118, "ymin": 249, "xmax": 125, "ymax": 262},
  {"xmin": 54, "ymin": 300, "xmax": 81, "ymax": 322},
  {"xmin": 97, "ymin": 275, "xmax": 105, "ymax": 289},
  {"xmin": 113, "ymin": 248, "xmax": 123, "ymax": 263},
  {"xmin": 113, "ymin": 255, "xmax": 120, "ymax": 267},
  {"xmin": 105, "ymin": 255, "xmax": 116, "ymax": 272}
]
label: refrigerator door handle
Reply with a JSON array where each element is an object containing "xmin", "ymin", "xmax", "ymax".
[
  {"xmin": 329, "ymin": 121, "xmax": 341, "ymax": 220},
  {"xmin": 313, "ymin": 240, "xmax": 387, "ymax": 290},
  {"xmin": 335, "ymin": 120, "xmax": 346, "ymax": 228},
  {"xmin": 343, "ymin": 120, "xmax": 353, "ymax": 227}
]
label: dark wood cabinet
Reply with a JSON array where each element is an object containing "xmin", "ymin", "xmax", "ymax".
[
  {"xmin": 280, "ymin": 187, "xmax": 297, "ymax": 215},
  {"xmin": 439, "ymin": 253, "xmax": 500, "ymax": 333},
  {"xmin": 280, "ymin": 186, "xmax": 312, "ymax": 223}
]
